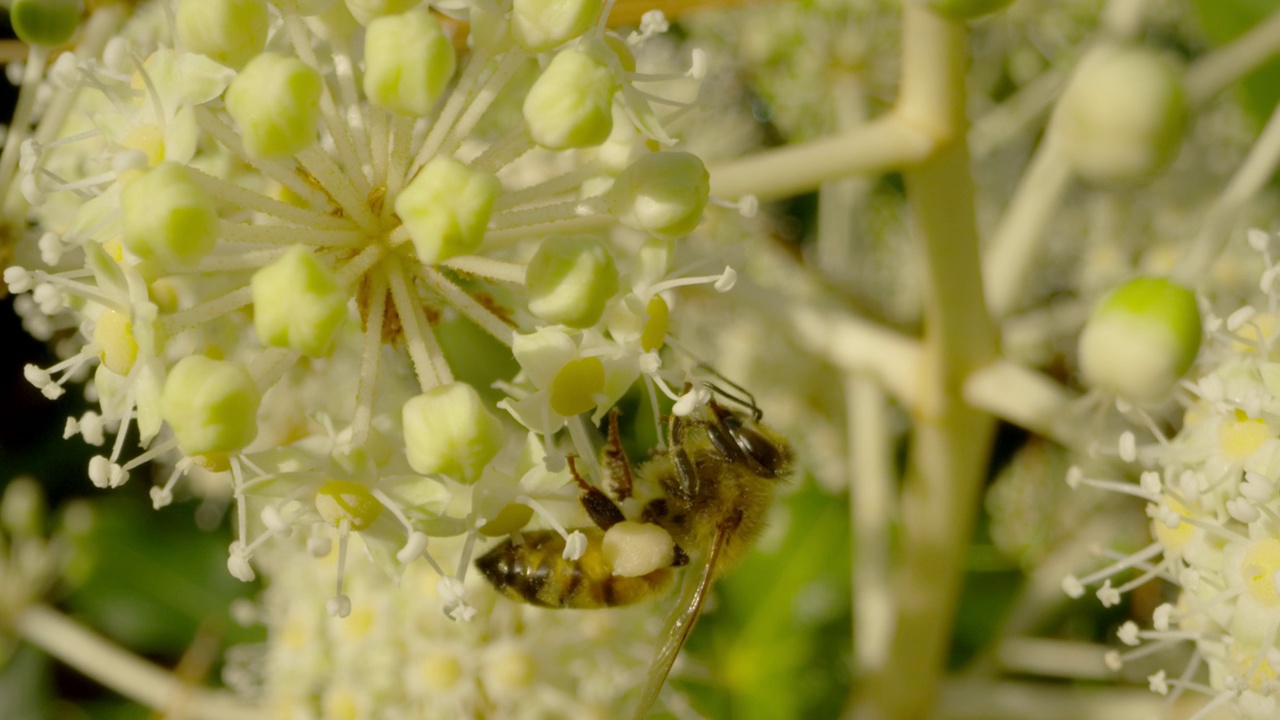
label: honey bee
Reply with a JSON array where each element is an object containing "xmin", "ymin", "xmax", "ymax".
[{"xmin": 477, "ymin": 388, "xmax": 792, "ymax": 718}]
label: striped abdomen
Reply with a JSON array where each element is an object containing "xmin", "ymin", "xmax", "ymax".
[{"xmin": 477, "ymin": 529, "xmax": 674, "ymax": 609}]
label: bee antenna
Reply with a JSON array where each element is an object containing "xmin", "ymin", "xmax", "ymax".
[
  {"xmin": 661, "ymin": 338, "xmax": 763, "ymax": 420},
  {"xmin": 698, "ymin": 376, "xmax": 762, "ymax": 422}
]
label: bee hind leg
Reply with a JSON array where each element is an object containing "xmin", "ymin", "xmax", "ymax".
[{"xmin": 566, "ymin": 455, "xmax": 626, "ymax": 531}]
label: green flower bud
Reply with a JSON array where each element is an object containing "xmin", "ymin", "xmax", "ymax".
[
  {"xmin": 523, "ymin": 49, "xmax": 616, "ymax": 150},
  {"xmin": 344, "ymin": 0, "xmax": 417, "ymax": 25},
  {"xmin": 527, "ymin": 235, "xmax": 618, "ymax": 328},
  {"xmin": 927, "ymin": 0, "xmax": 1015, "ymax": 20},
  {"xmin": 607, "ymin": 152, "xmax": 709, "ymax": 238},
  {"xmin": 224, "ymin": 52, "xmax": 322, "ymax": 159},
  {"xmin": 161, "ymin": 356, "xmax": 261, "ymax": 456},
  {"xmin": 603, "ymin": 520, "xmax": 674, "ymax": 577},
  {"xmin": 1078, "ymin": 277, "xmax": 1201, "ymax": 401},
  {"xmin": 403, "ymin": 382, "xmax": 505, "ymax": 483},
  {"xmin": 1054, "ymin": 46, "xmax": 1187, "ymax": 187},
  {"xmin": 251, "ymin": 245, "xmax": 348, "ymax": 357},
  {"xmin": 394, "ymin": 157, "xmax": 501, "ymax": 264},
  {"xmin": 511, "ymin": 0, "xmax": 601, "ymax": 52},
  {"xmin": 176, "ymin": 0, "xmax": 269, "ymax": 69},
  {"xmin": 363, "ymin": 8, "xmax": 456, "ymax": 116},
  {"xmin": 121, "ymin": 162, "xmax": 218, "ymax": 266},
  {"xmin": 10, "ymin": 0, "xmax": 80, "ymax": 47}
]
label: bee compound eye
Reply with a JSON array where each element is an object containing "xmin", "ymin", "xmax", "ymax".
[{"xmin": 730, "ymin": 424, "xmax": 785, "ymax": 476}]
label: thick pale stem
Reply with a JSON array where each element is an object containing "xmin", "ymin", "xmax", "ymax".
[
  {"xmin": 788, "ymin": 304, "xmax": 919, "ymax": 406},
  {"xmin": 708, "ymin": 115, "xmax": 934, "ymax": 202},
  {"xmin": 1185, "ymin": 8, "xmax": 1280, "ymax": 107},
  {"xmin": 982, "ymin": 134, "xmax": 1072, "ymax": 318},
  {"xmin": 853, "ymin": 7, "xmax": 997, "ymax": 719},
  {"xmin": 15, "ymin": 605, "xmax": 266, "ymax": 720},
  {"xmin": 964, "ymin": 359, "xmax": 1085, "ymax": 450},
  {"xmin": 1173, "ymin": 101, "xmax": 1280, "ymax": 283},
  {"xmin": 847, "ymin": 376, "xmax": 896, "ymax": 674},
  {"xmin": 0, "ymin": 45, "xmax": 48, "ymax": 218}
]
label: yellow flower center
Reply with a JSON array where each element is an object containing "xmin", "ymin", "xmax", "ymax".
[
  {"xmin": 550, "ymin": 356, "xmax": 605, "ymax": 416},
  {"xmin": 1241, "ymin": 537, "xmax": 1280, "ymax": 605},
  {"xmin": 640, "ymin": 295, "xmax": 669, "ymax": 352},
  {"xmin": 121, "ymin": 123, "xmax": 166, "ymax": 169},
  {"xmin": 1219, "ymin": 409, "xmax": 1269, "ymax": 460},
  {"xmin": 1151, "ymin": 496, "xmax": 1194, "ymax": 553},
  {"xmin": 479, "ymin": 501, "xmax": 534, "ymax": 537},
  {"xmin": 93, "ymin": 309, "xmax": 138, "ymax": 376},
  {"xmin": 421, "ymin": 651, "xmax": 463, "ymax": 691},
  {"xmin": 315, "ymin": 480, "xmax": 382, "ymax": 531}
]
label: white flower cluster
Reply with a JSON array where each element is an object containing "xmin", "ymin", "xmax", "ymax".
[
  {"xmin": 1, "ymin": 0, "xmax": 738, "ymax": 627},
  {"xmin": 232, "ymin": 536, "xmax": 662, "ymax": 719},
  {"xmin": 1065, "ymin": 230, "xmax": 1280, "ymax": 718}
]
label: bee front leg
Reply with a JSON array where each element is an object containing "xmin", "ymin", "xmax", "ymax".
[
  {"xmin": 668, "ymin": 414, "xmax": 699, "ymax": 502},
  {"xmin": 566, "ymin": 455, "xmax": 626, "ymax": 531}
]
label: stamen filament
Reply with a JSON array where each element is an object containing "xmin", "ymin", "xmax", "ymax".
[
  {"xmin": 417, "ymin": 266, "xmax": 514, "ymax": 346},
  {"xmin": 387, "ymin": 259, "xmax": 451, "ymax": 391}
]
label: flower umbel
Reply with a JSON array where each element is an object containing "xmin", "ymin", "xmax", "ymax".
[{"xmin": 2, "ymin": 0, "xmax": 721, "ymax": 621}]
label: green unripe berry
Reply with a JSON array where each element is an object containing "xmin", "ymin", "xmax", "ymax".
[
  {"xmin": 344, "ymin": 0, "xmax": 417, "ymax": 24},
  {"xmin": 176, "ymin": 0, "xmax": 269, "ymax": 69},
  {"xmin": 161, "ymin": 356, "xmax": 261, "ymax": 456},
  {"xmin": 1054, "ymin": 46, "xmax": 1187, "ymax": 187},
  {"xmin": 523, "ymin": 49, "xmax": 616, "ymax": 150},
  {"xmin": 251, "ymin": 246, "xmax": 348, "ymax": 357},
  {"xmin": 224, "ymin": 52, "xmax": 322, "ymax": 159},
  {"xmin": 10, "ymin": 0, "xmax": 81, "ymax": 47},
  {"xmin": 607, "ymin": 152, "xmax": 710, "ymax": 238},
  {"xmin": 121, "ymin": 163, "xmax": 219, "ymax": 266},
  {"xmin": 403, "ymin": 382, "xmax": 505, "ymax": 484},
  {"xmin": 1078, "ymin": 276, "xmax": 1201, "ymax": 401},
  {"xmin": 526, "ymin": 235, "xmax": 618, "ymax": 327},
  {"xmin": 394, "ymin": 157, "xmax": 501, "ymax": 264},
  {"xmin": 363, "ymin": 8, "xmax": 456, "ymax": 116},
  {"xmin": 511, "ymin": 0, "xmax": 602, "ymax": 52}
]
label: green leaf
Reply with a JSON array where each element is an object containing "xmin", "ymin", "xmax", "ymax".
[
  {"xmin": 1191, "ymin": 0, "xmax": 1280, "ymax": 122},
  {"xmin": 62, "ymin": 495, "xmax": 258, "ymax": 655}
]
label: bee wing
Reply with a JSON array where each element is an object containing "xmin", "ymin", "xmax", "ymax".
[{"xmin": 631, "ymin": 526, "xmax": 730, "ymax": 719}]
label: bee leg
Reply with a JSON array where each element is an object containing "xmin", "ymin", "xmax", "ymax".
[
  {"xmin": 668, "ymin": 414, "xmax": 699, "ymax": 502},
  {"xmin": 567, "ymin": 455, "xmax": 627, "ymax": 531},
  {"xmin": 672, "ymin": 544, "xmax": 690, "ymax": 567},
  {"xmin": 602, "ymin": 407, "xmax": 634, "ymax": 501}
]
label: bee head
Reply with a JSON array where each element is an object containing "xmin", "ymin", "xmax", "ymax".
[{"xmin": 703, "ymin": 397, "xmax": 791, "ymax": 479}]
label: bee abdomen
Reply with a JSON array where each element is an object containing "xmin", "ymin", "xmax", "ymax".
[{"xmin": 477, "ymin": 530, "xmax": 673, "ymax": 609}]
